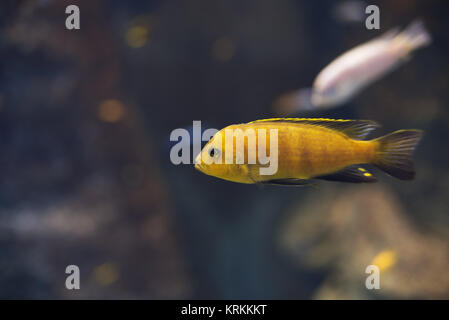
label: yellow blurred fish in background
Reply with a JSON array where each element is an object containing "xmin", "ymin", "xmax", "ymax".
[
  {"xmin": 195, "ymin": 118, "xmax": 423, "ymax": 185},
  {"xmin": 274, "ymin": 19, "xmax": 432, "ymax": 114}
]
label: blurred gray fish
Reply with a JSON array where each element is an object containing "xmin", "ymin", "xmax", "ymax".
[{"xmin": 274, "ymin": 19, "xmax": 432, "ymax": 114}]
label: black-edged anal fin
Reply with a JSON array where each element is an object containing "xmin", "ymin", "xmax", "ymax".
[
  {"xmin": 315, "ymin": 166, "xmax": 378, "ymax": 183},
  {"xmin": 248, "ymin": 118, "xmax": 380, "ymax": 140}
]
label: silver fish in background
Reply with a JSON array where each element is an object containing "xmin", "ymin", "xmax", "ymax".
[{"xmin": 274, "ymin": 19, "xmax": 432, "ymax": 114}]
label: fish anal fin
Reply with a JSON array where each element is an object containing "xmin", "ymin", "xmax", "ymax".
[
  {"xmin": 248, "ymin": 118, "xmax": 380, "ymax": 140},
  {"xmin": 315, "ymin": 166, "xmax": 378, "ymax": 183}
]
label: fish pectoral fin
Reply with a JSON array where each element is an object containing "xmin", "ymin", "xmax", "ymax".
[
  {"xmin": 241, "ymin": 164, "xmax": 259, "ymax": 184},
  {"xmin": 260, "ymin": 178, "xmax": 313, "ymax": 187},
  {"xmin": 314, "ymin": 166, "xmax": 378, "ymax": 183},
  {"xmin": 248, "ymin": 118, "xmax": 380, "ymax": 140}
]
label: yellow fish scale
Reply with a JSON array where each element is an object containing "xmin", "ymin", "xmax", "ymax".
[{"xmin": 235, "ymin": 122, "xmax": 376, "ymax": 181}]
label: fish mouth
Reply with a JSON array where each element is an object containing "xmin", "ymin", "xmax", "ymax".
[{"xmin": 194, "ymin": 163, "xmax": 203, "ymax": 171}]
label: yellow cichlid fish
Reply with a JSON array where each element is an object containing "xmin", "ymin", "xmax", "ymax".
[{"xmin": 194, "ymin": 118, "xmax": 423, "ymax": 185}]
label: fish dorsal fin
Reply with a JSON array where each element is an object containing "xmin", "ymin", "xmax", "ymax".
[
  {"xmin": 248, "ymin": 118, "xmax": 380, "ymax": 140},
  {"xmin": 315, "ymin": 166, "xmax": 378, "ymax": 183}
]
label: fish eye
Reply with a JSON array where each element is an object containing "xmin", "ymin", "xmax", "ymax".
[{"xmin": 209, "ymin": 147, "xmax": 220, "ymax": 158}]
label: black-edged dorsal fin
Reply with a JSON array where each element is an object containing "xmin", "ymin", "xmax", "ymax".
[{"xmin": 248, "ymin": 118, "xmax": 380, "ymax": 140}]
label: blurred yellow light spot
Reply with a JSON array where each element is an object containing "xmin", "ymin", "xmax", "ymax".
[
  {"xmin": 358, "ymin": 168, "xmax": 366, "ymax": 172},
  {"xmin": 126, "ymin": 26, "xmax": 149, "ymax": 48},
  {"xmin": 93, "ymin": 263, "xmax": 119, "ymax": 286},
  {"xmin": 371, "ymin": 250, "xmax": 397, "ymax": 272},
  {"xmin": 364, "ymin": 172, "xmax": 372, "ymax": 177},
  {"xmin": 212, "ymin": 37, "xmax": 235, "ymax": 62},
  {"xmin": 98, "ymin": 99, "xmax": 125, "ymax": 123}
]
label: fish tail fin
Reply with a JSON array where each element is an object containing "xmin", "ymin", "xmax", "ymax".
[
  {"xmin": 273, "ymin": 88, "xmax": 315, "ymax": 115},
  {"xmin": 396, "ymin": 19, "xmax": 432, "ymax": 53},
  {"xmin": 373, "ymin": 129, "xmax": 423, "ymax": 180}
]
